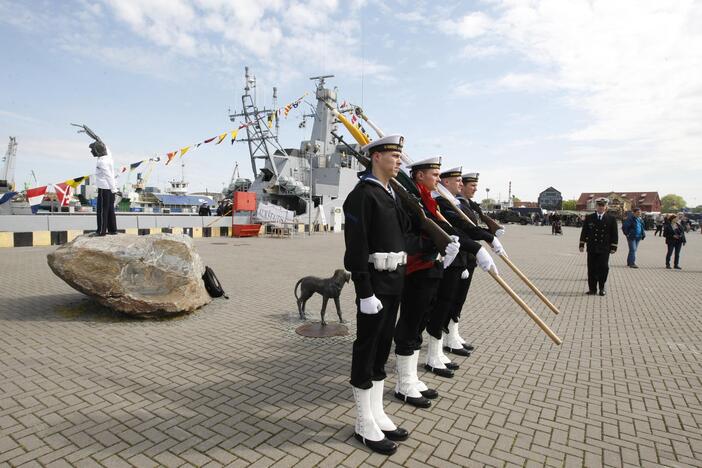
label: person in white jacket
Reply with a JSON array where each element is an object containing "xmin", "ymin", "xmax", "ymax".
[
  {"xmin": 92, "ymin": 140, "xmax": 118, "ymax": 236},
  {"xmin": 73, "ymin": 124, "xmax": 118, "ymax": 236}
]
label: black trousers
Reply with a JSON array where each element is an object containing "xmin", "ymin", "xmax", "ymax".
[
  {"xmin": 350, "ymin": 294, "xmax": 401, "ymax": 389},
  {"xmin": 97, "ymin": 188, "xmax": 117, "ymax": 235},
  {"xmin": 394, "ymin": 270, "xmax": 441, "ymax": 356},
  {"xmin": 666, "ymin": 243, "xmax": 682, "ymax": 267},
  {"xmin": 444, "ymin": 264, "xmax": 475, "ymax": 328},
  {"xmin": 427, "ymin": 267, "xmax": 462, "ymax": 340},
  {"xmin": 587, "ymin": 250, "xmax": 610, "ymax": 292}
]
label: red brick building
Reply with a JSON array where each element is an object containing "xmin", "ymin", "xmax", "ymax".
[{"xmin": 576, "ymin": 192, "xmax": 661, "ymax": 212}]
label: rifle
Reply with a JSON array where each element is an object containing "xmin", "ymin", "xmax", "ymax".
[
  {"xmin": 351, "ymin": 107, "xmax": 563, "ymax": 338},
  {"xmin": 332, "ymin": 131, "xmax": 451, "ymax": 254}
]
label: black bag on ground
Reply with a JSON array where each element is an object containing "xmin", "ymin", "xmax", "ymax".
[{"xmin": 202, "ymin": 266, "xmax": 228, "ymax": 299}]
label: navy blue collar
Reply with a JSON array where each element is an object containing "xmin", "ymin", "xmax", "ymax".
[{"xmin": 360, "ymin": 173, "xmax": 395, "ymax": 198}]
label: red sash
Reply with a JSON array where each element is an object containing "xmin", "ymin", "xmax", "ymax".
[{"xmin": 407, "ymin": 182, "xmax": 439, "ymax": 275}]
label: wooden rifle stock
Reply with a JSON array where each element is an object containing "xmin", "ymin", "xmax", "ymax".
[
  {"xmin": 332, "ymin": 132, "xmax": 451, "ymax": 253},
  {"xmin": 480, "ymin": 212, "xmax": 504, "ymax": 236}
]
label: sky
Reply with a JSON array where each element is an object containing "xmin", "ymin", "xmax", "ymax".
[{"xmin": 1, "ymin": 0, "xmax": 701, "ymax": 207}]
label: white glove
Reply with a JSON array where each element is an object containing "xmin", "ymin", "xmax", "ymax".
[
  {"xmin": 461, "ymin": 269, "xmax": 470, "ymax": 279},
  {"xmin": 443, "ymin": 236, "xmax": 460, "ymax": 269},
  {"xmin": 491, "ymin": 237, "xmax": 506, "ymax": 257},
  {"xmin": 359, "ymin": 295, "xmax": 383, "ymax": 314},
  {"xmin": 476, "ymin": 247, "xmax": 497, "ymax": 274},
  {"xmin": 495, "ymin": 228, "xmax": 505, "ymax": 238}
]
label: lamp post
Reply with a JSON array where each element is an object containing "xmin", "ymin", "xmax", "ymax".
[{"xmin": 485, "ymin": 187, "xmax": 490, "ymax": 207}]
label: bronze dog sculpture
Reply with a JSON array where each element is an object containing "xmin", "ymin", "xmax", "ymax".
[{"xmin": 294, "ymin": 269, "xmax": 351, "ymax": 325}]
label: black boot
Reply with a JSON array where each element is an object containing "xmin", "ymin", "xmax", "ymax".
[
  {"xmin": 382, "ymin": 428, "xmax": 409, "ymax": 442},
  {"xmin": 444, "ymin": 346, "xmax": 472, "ymax": 357},
  {"xmin": 424, "ymin": 364, "xmax": 454, "ymax": 378},
  {"xmin": 394, "ymin": 391, "xmax": 431, "ymax": 408},
  {"xmin": 420, "ymin": 388, "xmax": 438, "ymax": 399},
  {"xmin": 354, "ymin": 433, "xmax": 397, "ymax": 455}
]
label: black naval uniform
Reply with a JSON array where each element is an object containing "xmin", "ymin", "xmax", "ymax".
[
  {"xmin": 344, "ymin": 176, "xmax": 418, "ymax": 390},
  {"xmin": 441, "ymin": 196, "xmax": 494, "ymax": 329},
  {"xmin": 579, "ymin": 212, "xmax": 618, "ymax": 293},
  {"xmin": 428, "ymin": 196, "xmax": 482, "ymax": 346},
  {"xmin": 393, "ymin": 195, "xmax": 450, "ymax": 358}
]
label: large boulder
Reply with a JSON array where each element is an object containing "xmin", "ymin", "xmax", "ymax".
[{"xmin": 47, "ymin": 234, "xmax": 212, "ymax": 317}]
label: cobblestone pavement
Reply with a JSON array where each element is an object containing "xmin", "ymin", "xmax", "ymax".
[{"xmin": 0, "ymin": 225, "xmax": 700, "ymax": 467}]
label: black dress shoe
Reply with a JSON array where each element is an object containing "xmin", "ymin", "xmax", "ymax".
[
  {"xmin": 420, "ymin": 388, "xmax": 438, "ymax": 399},
  {"xmin": 666, "ymin": 265, "xmax": 672, "ymax": 269},
  {"xmin": 354, "ymin": 433, "xmax": 397, "ymax": 455},
  {"xmin": 586, "ymin": 290, "xmax": 596, "ymax": 295},
  {"xmin": 444, "ymin": 346, "xmax": 472, "ymax": 357},
  {"xmin": 107, "ymin": 232, "xmax": 119, "ymax": 235},
  {"xmin": 382, "ymin": 427, "xmax": 409, "ymax": 441},
  {"xmin": 599, "ymin": 289, "xmax": 606, "ymax": 296},
  {"xmin": 674, "ymin": 266, "xmax": 682, "ymax": 270},
  {"xmin": 445, "ymin": 362, "xmax": 459, "ymax": 370},
  {"xmin": 628, "ymin": 264, "xmax": 638, "ymax": 268},
  {"xmin": 462, "ymin": 343, "xmax": 475, "ymax": 352},
  {"xmin": 424, "ymin": 364, "xmax": 454, "ymax": 378},
  {"xmin": 394, "ymin": 392, "xmax": 431, "ymax": 408}
]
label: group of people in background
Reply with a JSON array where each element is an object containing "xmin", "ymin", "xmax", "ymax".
[{"xmin": 627, "ymin": 210, "xmax": 689, "ymax": 269}]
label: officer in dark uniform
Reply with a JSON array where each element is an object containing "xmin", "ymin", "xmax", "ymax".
[
  {"xmin": 579, "ymin": 197, "xmax": 618, "ymax": 296},
  {"xmin": 435, "ymin": 171, "xmax": 500, "ymax": 356},
  {"xmin": 344, "ymin": 134, "xmax": 413, "ymax": 455}
]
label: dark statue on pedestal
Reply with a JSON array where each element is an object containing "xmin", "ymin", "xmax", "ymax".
[{"xmin": 294, "ymin": 269, "xmax": 351, "ymax": 326}]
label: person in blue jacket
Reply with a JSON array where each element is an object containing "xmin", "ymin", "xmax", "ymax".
[{"xmin": 622, "ymin": 207, "xmax": 646, "ymax": 268}]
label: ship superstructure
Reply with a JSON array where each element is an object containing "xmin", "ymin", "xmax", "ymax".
[{"xmin": 229, "ymin": 68, "xmax": 363, "ymax": 226}]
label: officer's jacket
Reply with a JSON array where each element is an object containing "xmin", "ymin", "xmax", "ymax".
[{"xmin": 579, "ymin": 213, "xmax": 618, "ymax": 253}]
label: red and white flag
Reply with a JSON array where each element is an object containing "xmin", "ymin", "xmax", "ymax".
[
  {"xmin": 26, "ymin": 185, "xmax": 48, "ymax": 213},
  {"xmin": 53, "ymin": 183, "xmax": 73, "ymax": 207}
]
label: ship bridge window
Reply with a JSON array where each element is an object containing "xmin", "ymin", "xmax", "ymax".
[{"xmin": 260, "ymin": 168, "xmax": 274, "ymax": 181}]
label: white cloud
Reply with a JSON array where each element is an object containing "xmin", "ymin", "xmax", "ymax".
[
  {"xmin": 0, "ymin": 0, "xmax": 384, "ymax": 81},
  {"xmin": 441, "ymin": 11, "xmax": 493, "ymax": 38},
  {"xmin": 454, "ymin": 72, "xmax": 558, "ymax": 97},
  {"xmin": 91, "ymin": 0, "xmax": 382, "ymax": 78},
  {"xmin": 495, "ymin": 73, "xmax": 558, "ymax": 91},
  {"xmin": 459, "ymin": 43, "xmax": 503, "ymax": 59},
  {"xmin": 443, "ymin": 0, "xmax": 702, "ymax": 196}
]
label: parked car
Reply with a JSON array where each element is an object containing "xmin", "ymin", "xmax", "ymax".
[{"xmin": 494, "ymin": 209, "xmax": 529, "ymax": 225}]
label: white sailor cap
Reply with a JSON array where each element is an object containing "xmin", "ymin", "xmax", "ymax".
[
  {"xmin": 361, "ymin": 134, "xmax": 404, "ymax": 154},
  {"xmin": 595, "ymin": 197, "xmax": 609, "ymax": 205},
  {"xmin": 407, "ymin": 156, "xmax": 441, "ymax": 171},
  {"xmin": 440, "ymin": 166, "xmax": 462, "ymax": 178},
  {"xmin": 462, "ymin": 172, "xmax": 479, "ymax": 183}
]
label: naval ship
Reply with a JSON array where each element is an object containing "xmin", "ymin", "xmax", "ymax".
[{"xmin": 228, "ymin": 68, "xmax": 364, "ymax": 229}]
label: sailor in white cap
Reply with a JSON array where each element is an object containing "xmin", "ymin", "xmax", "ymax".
[
  {"xmin": 579, "ymin": 197, "xmax": 618, "ymax": 296},
  {"xmin": 343, "ymin": 133, "xmax": 412, "ymax": 455},
  {"xmin": 435, "ymin": 171, "xmax": 502, "ymax": 354},
  {"xmin": 426, "ymin": 167, "xmax": 488, "ymax": 367},
  {"xmin": 393, "ymin": 156, "xmax": 461, "ymax": 408}
]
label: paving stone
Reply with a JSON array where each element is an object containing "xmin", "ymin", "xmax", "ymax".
[{"xmin": 0, "ymin": 227, "xmax": 700, "ymax": 466}]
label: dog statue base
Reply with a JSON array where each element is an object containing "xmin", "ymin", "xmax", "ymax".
[{"xmin": 296, "ymin": 321, "xmax": 349, "ymax": 338}]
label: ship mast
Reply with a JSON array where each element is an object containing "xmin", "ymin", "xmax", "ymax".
[{"xmin": 229, "ymin": 67, "xmax": 287, "ymax": 179}]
